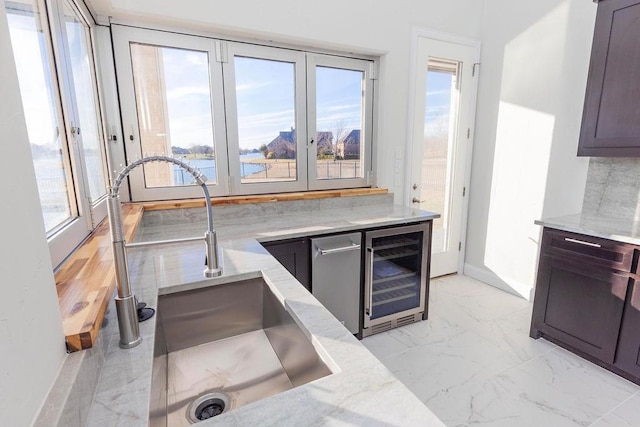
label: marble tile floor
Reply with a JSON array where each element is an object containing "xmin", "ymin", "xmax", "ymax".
[{"xmin": 362, "ymin": 274, "xmax": 640, "ymax": 427}]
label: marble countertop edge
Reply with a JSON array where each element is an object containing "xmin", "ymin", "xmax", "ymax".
[{"xmin": 536, "ymin": 213, "xmax": 640, "ymax": 246}]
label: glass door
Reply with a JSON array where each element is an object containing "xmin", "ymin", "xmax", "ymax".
[
  {"xmin": 409, "ymin": 36, "xmax": 479, "ymax": 277},
  {"xmin": 306, "ymin": 54, "xmax": 373, "ymax": 190},
  {"xmin": 113, "ymin": 27, "xmax": 229, "ymax": 201},
  {"xmin": 222, "ymin": 43, "xmax": 307, "ymax": 195},
  {"xmin": 364, "ymin": 223, "xmax": 429, "ymax": 328}
]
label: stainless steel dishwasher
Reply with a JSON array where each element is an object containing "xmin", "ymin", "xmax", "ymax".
[{"xmin": 311, "ymin": 233, "xmax": 362, "ymax": 334}]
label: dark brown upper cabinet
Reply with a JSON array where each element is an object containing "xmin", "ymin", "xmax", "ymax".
[{"xmin": 578, "ymin": 0, "xmax": 640, "ymax": 157}]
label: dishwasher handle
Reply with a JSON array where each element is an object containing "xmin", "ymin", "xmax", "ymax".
[{"xmin": 316, "ymin": 243, "xmax": 361, "ymax": 256}]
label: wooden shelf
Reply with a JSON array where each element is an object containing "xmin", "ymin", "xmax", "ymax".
[
  {"xmin": 55, "ymin": 204, "xmax": 143, "ymax": 352},
  {"xmin": 139, "ymin": 187, "xmax": 387, "ymax": 211}
]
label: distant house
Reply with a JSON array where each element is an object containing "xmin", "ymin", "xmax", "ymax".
[
  {"xmin": 337, "ymin": 129, "xmax": 360, "ymax": 159},
  {"xmin": 267, "ymin": 129, "xmax": 296, "ymax": 159},
  {"xmin": 316, "ymin": 131, "xmax": 333, "ymax": 156},
  {"xmin": 267, "ymin": 128, "xmax": 333, "ymax": 159}
]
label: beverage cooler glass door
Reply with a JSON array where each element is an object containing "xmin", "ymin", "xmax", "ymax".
[{"xmin": 364, "ymin": 223, "xmax": 429, "ymax": 328}]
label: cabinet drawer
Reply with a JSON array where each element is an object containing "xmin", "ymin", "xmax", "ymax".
[{"xmin": 543, "ymin": 229, "xmax": 634, "ymax": 272}]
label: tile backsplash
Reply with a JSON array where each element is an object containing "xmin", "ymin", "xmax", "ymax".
[{"xmin": 582, "ymin": 157, "xmax": 640, "ymax": 220}]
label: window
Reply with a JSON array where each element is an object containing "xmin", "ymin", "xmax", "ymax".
[
  {"xmin": 6, "ymin": 0, "xmax": 108, "ymax": 267},
  {"xmin": 307, "ymin": 54, "xmax": 373, "ymax": 190},
  {"xmin": 223, "ymin": 44, "xmax": 308, "ymax": 194},
  {"xmin": 114, "ymin": 28, "xmax": 229, "ymax": 201},
  {"xmin": 113, "ymin": 26, "xmax": 375, "ymax": 199},
  {"xmin": 7, "ymin": 0, "xmax": 75, "ymax": 233},
  {"xmin": 129, "ymin": 44, "xmax": 218, "ymax": 188},
  {"xmin": 59, "ymin": 0, "xmax": 108, "ymax": 204}
]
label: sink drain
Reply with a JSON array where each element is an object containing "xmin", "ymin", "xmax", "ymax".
[{"xmin": 187, "ymin": 393, "xmax": 229, "ymax": 423}]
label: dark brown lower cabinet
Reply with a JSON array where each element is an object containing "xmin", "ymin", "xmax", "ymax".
[
  {"xmin": 615, "ymin": 280, "xmax": 640, "ymax": 378},
  {"xmin": 531, "ymin": 227, "xmax": 640, "ymax": 385},
  {"xmin": 262, "ymin": 238, "xmax": 311, "ymax": 291},
  {"xmin": 531, "ymin": 256, "xmax": 628, "ymax": 363}
]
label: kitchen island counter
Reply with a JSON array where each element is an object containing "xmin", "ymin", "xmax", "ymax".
[{"xmin": 82, "ymin": 201, "xmax": 443, "ymax": 426}]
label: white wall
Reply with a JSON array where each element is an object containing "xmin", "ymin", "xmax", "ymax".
[
  {"xmin": 0, "ymin": 3, "xmax": 66, "ymax": 425},
  {"xmin": 89, "ymin": 0, "xmax": 485, "ymax": 203},
  {"xmin": 464, "ymin": 0, "xmax": 596, "ymax": 298}
]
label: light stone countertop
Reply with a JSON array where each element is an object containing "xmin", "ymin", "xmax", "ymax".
[
  {"xmin": 85, "ymin": 203, "xmax": 444, "ymax": 426},
  {"xmin": 536, "ymin": 213, "xmax": 640, "ymax": 246}
]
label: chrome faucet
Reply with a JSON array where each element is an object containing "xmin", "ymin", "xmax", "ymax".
[{"xmin": 108, "ymin": 155, "xmax": 222, "ymax": 349}]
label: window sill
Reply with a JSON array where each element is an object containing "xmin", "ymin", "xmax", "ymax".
[
  {"xmin": 55, "ymin": 204, "xmax": 144, "ymax": 352},
  {"xmin": 55, "ymin": 188, "xmax": 387, "ymax": 352}
]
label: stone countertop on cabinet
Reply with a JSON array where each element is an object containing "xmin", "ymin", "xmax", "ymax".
[
  {"xmin": 536, "ymin": 213, "xmax": 640, "ymax": 246},
  {"xmin": 135, "ymin": 201, "xmax": 440, "ymax": 243},
  {"xmin": 86, "ymin": 204, "xmax": 444, "ymax": 426}
]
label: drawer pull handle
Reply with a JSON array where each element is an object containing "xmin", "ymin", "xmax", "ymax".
[
  {"xmin": 317, "ymin": 243, "xmax": 361, "ymax": 256},
  {"xmin": 564, "ymin": 237, "xmax": 601, "ymax": 248}
]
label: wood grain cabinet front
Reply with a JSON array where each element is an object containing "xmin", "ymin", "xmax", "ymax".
[
  {"xmin": 531, "ymin": 228, "xmax": 640, "ymax": 384},
  {"xmin": 615, "ymin": 279, "xmax": 640, "ymax": 378},
  {"xmin": 531, "ymin": 251, "xmax": 629, "ymax": 363},
  {"xmin": 578, "ymin": 0, "xmax": 640, "ymax": 157}
]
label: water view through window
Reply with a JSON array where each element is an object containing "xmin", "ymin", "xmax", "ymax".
[
  {"xmin": 63, "ymin": 0, "xmax": 107, "ymax": 202},
  {"xmin": 130, "ymin": 43, "xmax": 220, "ymax": 187},
  {"xmin": 234, "ymin": 56, "xmax": 297, "ymax": 183},
  {"xmin": 7, "ymin": 0, "xmax": 74, "ymax": 232}
]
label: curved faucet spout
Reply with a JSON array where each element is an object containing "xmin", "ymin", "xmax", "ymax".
[{"xmin": 108, "ymin": 155, "xmax": 222, "ymax": 349}]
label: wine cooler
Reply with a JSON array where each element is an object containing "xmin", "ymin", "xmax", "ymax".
[{"xmin": 363, "ymin": 222, "xmax": 431, "ymax": 337}]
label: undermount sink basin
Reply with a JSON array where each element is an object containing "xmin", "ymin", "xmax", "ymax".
[{"xmin": 149, "ymin": 276, "xmax": 332, "ymax": 426}]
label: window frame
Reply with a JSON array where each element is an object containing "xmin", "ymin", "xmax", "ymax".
[
  {"xmin": 222, "ymin": 42, "xmax": 308, "ymax": 195},
  {"xmin": 113, "ymin": 26, "xmax": 230, "ymax": 201},
  {"xmin": 56, "ymin": 0, "xmax": 108, "ymax": 199},
  {"xmin": 306, "ymin": 54, "xmax": 374, "ymax": 190},
  {"xmin": 48, "ymin": 0, "xmax": 108, "ymax": 225},
  {"xmin": 112, "ymin": 25, "xmax": 377, "ymax": 200},
  {"xmin": 6, "ymin": 0, "xmax": 109, "ymax": 268}
]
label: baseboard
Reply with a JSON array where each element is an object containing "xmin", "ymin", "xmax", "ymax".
[{"xmin": 463, "ymin": 263, "xmax": 533, "ymax": 301}]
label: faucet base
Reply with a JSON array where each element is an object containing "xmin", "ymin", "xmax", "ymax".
[
  {"xmin": 204, "ymin": 268, "xmax": 223, "ymax": 278},
  {"xmin": 116, "ymin": 295, "xmax": 142, "ymax": 349}
]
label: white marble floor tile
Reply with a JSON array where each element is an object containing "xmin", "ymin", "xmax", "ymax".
[
  {"xmin": 379, "ymin": 328, "xmax": 521, "ymax": 408},
  {"xmin": 362, "ymin": 309, "xmax": 466, "ymax": 360},
  {"xmin": 366, "ymin": 274, "xmax": 640, "ymax": 427},
  {"xmin": 434, "ymin": 282, "xmax": 531, "ymax": 324},
  {"xmin": 431, "ymin": 274, "xmax": 502, "ymax": 298},
  {"xmin": 459, "ymin": 348, "xmax": 639, "ymax": 427},
  {"xmin": 591, "ymin": 392, "xmax": 640, "ymax": 427},
  {"xmin": 430, "ymin": 283, "xmax": 555, "ymax": 364}
]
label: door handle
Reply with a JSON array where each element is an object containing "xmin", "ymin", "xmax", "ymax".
[
  {"xmin": 366, "ymin": 247, "xmax": 374, "ymax": 316},
  {"xmin": 412, "ymin": 197, "xmax": 424, "ymax": 204},
  {"xmin": 317, "ymin": 243, "xmax": 361, "ymax": 256},
  {"xmin": 564, "ymin": 237, "xmax": 601, "ymax": 248}
]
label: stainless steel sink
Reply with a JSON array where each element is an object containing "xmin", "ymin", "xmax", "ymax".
[{"xmin": 149, "ymin": 277, "xmax": 332, "ymax": 426}]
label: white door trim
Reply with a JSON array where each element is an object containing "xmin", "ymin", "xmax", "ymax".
[{"xmin": 404, "ymin": 28, "xmax": 481, "ymax": 276}]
